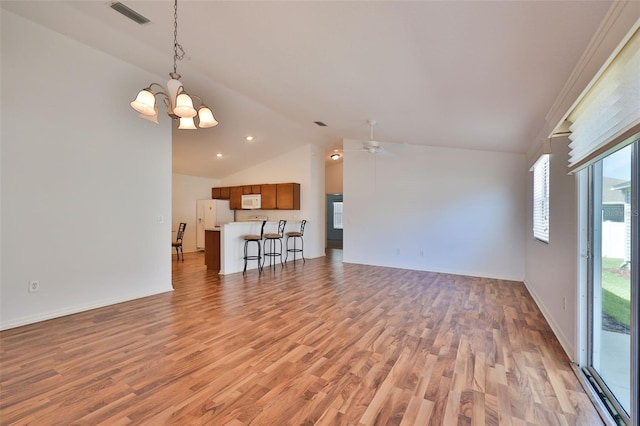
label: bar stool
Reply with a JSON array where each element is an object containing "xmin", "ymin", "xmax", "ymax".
[
  {"xmin": 262, "ymin": 220, "xmax": 286, "ymax": 270},
  {"xmin": 285, "ymin": 219, "xmax": 306, "ymax": 263},
  {"xmin": 242, "ymin": 220, "xmax": 266, "ymax": 275}
]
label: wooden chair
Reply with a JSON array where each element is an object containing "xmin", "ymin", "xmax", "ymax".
[{"xmin": 172, "ymin": 222, "xmax": 187, "ymax": 261}]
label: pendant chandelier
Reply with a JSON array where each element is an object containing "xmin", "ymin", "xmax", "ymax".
[{"xmin": 130, "ymin": 0, "xmax": 218, "ymax": 129}]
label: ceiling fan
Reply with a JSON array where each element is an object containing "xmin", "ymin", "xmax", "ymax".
[
  {"xmin": 342, "ymin": 119, "xmax": 392, "ymax": 159},
  {"xmin": 362, "ymin": 120, "xmax": 385, "ymax": 154}
]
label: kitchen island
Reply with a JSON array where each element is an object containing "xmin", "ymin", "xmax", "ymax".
[
  {"xmin": 204, "ymin": 228, "xmax": 221, "ymax": 271},
  {"xmin": 206, "ymin": 221, "xmax": 302, "ymax": 275}
]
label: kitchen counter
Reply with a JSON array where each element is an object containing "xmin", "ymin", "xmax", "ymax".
[{"xmin": 217, "ymin": 221, "xmax": 303, "ymax": 275}]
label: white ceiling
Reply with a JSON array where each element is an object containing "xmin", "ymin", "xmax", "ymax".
[{"xmin": 2, "ymin": 1, "xmax": 615, "ymax": 178}]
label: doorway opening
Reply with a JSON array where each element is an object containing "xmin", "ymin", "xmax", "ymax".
[{"xmin": 326, "ymin": 194, "xmax": 343, "ymax": 249}]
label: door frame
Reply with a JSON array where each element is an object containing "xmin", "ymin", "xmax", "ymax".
[
  {"xmin": 326, "ymin": 194, "xmax": 343, "ymax": 249},
  {"xmin": 580, "ymin": 140, "xmax": 639, "ymax": 425}
]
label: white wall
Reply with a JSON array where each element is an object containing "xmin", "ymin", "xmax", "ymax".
[
  {"xmin": 521, "ymin": 7, "xmax": 640, "ymax": 363},
  {"xmin": 222, "ymin": 144, "xmax": 325, "ymax": 259},
  {"xmin": 325, "ymin": 161, "xmax": 343, "ymax": 194},
  {"xmin": 524, "ymin": 137, "xmax": 578, "ymax": 359},
  {"xmin": 343, "ymin": 139, "xmax": 526, "ymax": 281},
  {"xmin": 0, "ymin": 11, "xmax": 173, "ymax": 329},
  {"xmin": 172, "ymin": 173, "xmax": 220, "ymax": 253}
]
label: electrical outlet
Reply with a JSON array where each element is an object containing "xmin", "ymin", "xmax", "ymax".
[
  {"xmin": 562, "ymin": 297, "xmax": 567, "ymax": 311},
  {"xmin": 396, "ymin": 249, "xmax": 401, "ymax": 255},
  {"xmin": 420, "ymin": 250, "xmax": 424, "ymax": 257},
  {"xmin": 28, "ymin": 280, "xmax": 40, "ymax": 293}
]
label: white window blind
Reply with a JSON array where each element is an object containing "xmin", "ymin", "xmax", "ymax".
[
  {"xmin": 566, "ymin": 27, "xmax": 640, "ymax": 171},
  {"xmin": 333, "ymin": 202, "xmax": 343, "ymax": 230},
  {"xmin": 532, "ymin": 154, "xmax": 550, "ymax": 242}
]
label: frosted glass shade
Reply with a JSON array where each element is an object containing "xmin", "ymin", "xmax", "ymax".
[
  {"xmin": 198, "ymin": 107, "xmax": 219, "ymax": 128},
  {"xmin": 138, "ymin": 105, "xmax": 159, "ymax": 124},
  {"xmin": 178, "ymin": 117, "xmax": 197, "ymax": 129},
  {"xmin": 130, "ymin": 89, "xmax": 156, "ymax": 115},
  {"xmin": 131, "ymin": 76, "xmax": 219, "ymax": 127},
  {"xmin": 174, "ymin": 93, "xmax": 197, "ymax": 118}
]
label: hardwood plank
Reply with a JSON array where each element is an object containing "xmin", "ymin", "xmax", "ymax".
[{"xmin": 0, "ymin": 251, "xmax": 604, "ymax": 425}]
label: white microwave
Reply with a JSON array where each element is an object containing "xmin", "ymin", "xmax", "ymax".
[{"xmin": 241, "ymin": 194, "xmax": 262, "ymax": 209}]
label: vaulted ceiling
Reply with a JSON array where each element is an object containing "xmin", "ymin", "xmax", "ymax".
[{"xmin": 2, "ymin": 1, "xmax": 616, "ymax": 178}]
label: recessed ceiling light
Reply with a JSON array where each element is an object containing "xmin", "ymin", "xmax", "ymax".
[
  {"xmin": 330, "ymin": 153, "xmax": 341, "ymax": 161},
  {"xmin": 246, "ymin": 136, "xmax": 254, "ymax": 141},
  {"xmin": 216, "ymin": 153, "xmax": 223, "ymax": 158}
]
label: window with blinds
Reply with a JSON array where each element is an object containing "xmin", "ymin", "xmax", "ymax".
[
  {"xmin": 333, "ymin": 202, "xmax": 343, "ymax": 230},
  {"xmin": 565, "ymin": 27, "xmax": 639, "ymax": 172},
  {"xmin": 532, "ymin": 154, "xmax": 550, "ymax": 242}
]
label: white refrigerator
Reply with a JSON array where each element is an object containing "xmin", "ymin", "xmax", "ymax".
[{"xmin": 196, "ymin": 199, "xmax": 234, "ymax": 251}]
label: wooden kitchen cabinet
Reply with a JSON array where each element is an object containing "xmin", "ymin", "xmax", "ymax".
[
  {"xmin": 242, "ymin": 185, "xmax": 261, "ymax": 195},
  {"xmin": 212, "ymin": 187, "xmax": 231, "ymax": 200},
  {"xmin": 261, "ymin": 184, "xmax": 277, "ymax": 209},
  {"xmin": 215, "ymin": 183, "xmax": 298, "ymax": 209},
  {"xmin": 204, "ymin": 230, "xmax": 221, "ymax": 272},
  {"xmin": 276, "ymin": 183, "xmax": 300, "ymax": 210},
  {"xmin": 229, "ymin": 186, "xmax": 243, "ymax": 210}
]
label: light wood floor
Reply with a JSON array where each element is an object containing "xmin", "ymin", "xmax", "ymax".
[{"xmin": 1, "ymin": 250, "xmax": 602, "ymax": 425}]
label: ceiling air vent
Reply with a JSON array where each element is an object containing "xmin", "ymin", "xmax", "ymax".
[
  {"xmin": 314, "ymin": 121, "xmax": 327, "ymax": 127},
  {"xmin": 110, "ymin": 2, "xmax": 151, "ymax": 25}
]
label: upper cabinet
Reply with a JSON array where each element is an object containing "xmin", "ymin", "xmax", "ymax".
[
  {"xmin": 261, "ymin": 184, "xmax": 277, "ymax": 209},
  {"xmin": 229, "ymin": 186, "xmax": 243, "ymax": 210},
  {"xmin": 276, "ymin": 183, "xmax": 300, "ymax": 210},
  {"xmin": 211, "ymin": 187, "xmax": 230, "ymax": 200},
  {"xmin": 212, "ymin": 183, "xmax": 300, "ymax": 210}
]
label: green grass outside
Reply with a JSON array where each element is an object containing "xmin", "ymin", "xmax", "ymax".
[{"xmin": 602, "ymin": 257, "xmax": 631, "ymax": 327}]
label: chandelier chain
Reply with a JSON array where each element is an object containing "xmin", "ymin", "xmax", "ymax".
[
  {"xmin": 173, "ymin": 0, "xmax": 185, "ymax": 74},
  {"xmin": 130, "ymin": 0, "xmax": 218, "ymax": 128}
]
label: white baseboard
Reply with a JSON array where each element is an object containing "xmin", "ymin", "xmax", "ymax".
[
  {"xmin": 340, "ymin": 258, "xmax": 523, "ymax": 282},
  {"xmin": 523, "ymin": 279, "xmax": 575, "ymax": 361},
  {"xmin": 0, "ymin": 288, "xmax": 173, "ymax": 331}
]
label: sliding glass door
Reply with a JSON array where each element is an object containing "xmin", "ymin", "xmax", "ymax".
[{"xmin": 586, "ymin": 141, "xmax": 638, "ymax": 424}]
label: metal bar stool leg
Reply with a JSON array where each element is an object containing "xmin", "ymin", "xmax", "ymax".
[
  {"xmin": 243, "ymin": 239, "xmax": 262, "ymax": 275},
  {"xmin": 285, "ymin": 220, "xmax": 306, "ymax": 264},
  {"xmin": 243, "ymin": 240, "xmax": 249, "ymax": 274},
  {"xmin": 242, "ymin": 221, "xmax": 266, "ymax": 275},
  {"xmin": 285, "ymin": 235, "xmax": 305, "ymax": 263}
]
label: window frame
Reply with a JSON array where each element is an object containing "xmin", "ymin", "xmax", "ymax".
[
  {"xmin": 333, "ymin": 201, "xmax": 343, "ymax": 230},
  {"xmin": 532, "ymin": 154, "xmax": 550, "ymax": 243}
]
